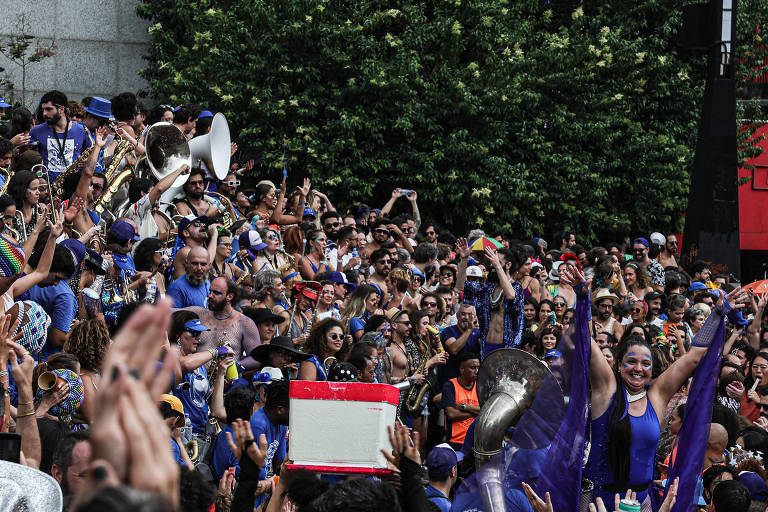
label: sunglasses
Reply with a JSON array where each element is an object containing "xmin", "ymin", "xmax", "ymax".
[
  {"xmin": 223, "ymin": 180, "xmax": 241, "ymax": 187},
  {"xmin": 397, "ymin": 320, "xmax": 412, "ymax": 326},
  {"xmin": 375, "ymin": 228, "xmax": 390, "ymax": 235},
  {"xmin": 423, "ymin": 301, "xmax": 438, "ymax": 307},
  {"xmin": 376, "ymin": 259, "xmax": 392, "ymax": 265},
  {"xmin": 425, "ymin": 231, "xmax": 436, "ymax": 236},
  {"xmin": 328, "ymin": 333, "xmax": 343, "ymax": 340},
  {"xmin": 185, "ymin": 330, "xmax": 202, "ymax": 338},
  {"xmin": 439, "ymin": 272, "xmax": 454, "ymax": 278},
  {"xmin": 402, "ymin": 227, "xmax": 414, "ymax": 233},
  {"xmin": 266, "ymin": 235, "xmax": 279, "ymax": 241},
  {"xmin": 324, "ymin": 222, "xmax": 341, "ymax": 229},
  {"xmin": 554, "ymin": 302, "xmax": 566, "ymax": 307}
]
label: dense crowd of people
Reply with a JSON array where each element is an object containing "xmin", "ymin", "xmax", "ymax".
[{"xmin": 0, "ymin": 89, "xmax": 765, "ymax": 512}]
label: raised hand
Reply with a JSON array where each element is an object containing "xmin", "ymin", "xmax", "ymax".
[
  {"xmin": 455, "ymin": 238, "xmax": 471, "ymax": 259},
  {"xmin": 298, "ymin": 178, "xmax": 311, "ymax": 197},
  {"xmin": 660, "ymin": 477, "xmax": 679, "ymax": 512},
  {"xmin": 380, "ymin": 424, "xmax": 421, "ymax": 469},
  {"xmin": 522, "ymin": 482, "xmax": 553, "ymax": 512},
  {"xmin": 484, "ymin": 246, "xmax": 502, "ymax": 270},
  {"xmin": 226, "ymin": 418, "xmax": 269, "ymax": 466},
  {"xmin": 560, "ymin": 264, "xmax": 586, "ymax": 288},
  {"xmin": 722, "ymin": 286, "xmax": 748, "ymax": 309},
  {"xmin": 64, "ymin": 197, "xmax": 84, "ymax": 223},
  {"xmin": 391, "ymin": 188, "xmax": 404, "ymax": 199}
]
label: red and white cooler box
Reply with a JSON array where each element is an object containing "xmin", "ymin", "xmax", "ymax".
[{"xmin": 287, "ymin": 380, "xmax": 399, "ymax": 475}]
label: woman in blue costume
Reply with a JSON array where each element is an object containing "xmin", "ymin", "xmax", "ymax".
[
  {"xmin": 298, "ymin": 318, "xmax": 351, "ymax": 381},
  {"xmin": 584, "ymin": 282, "xmax": 745, "ymax": 507}
]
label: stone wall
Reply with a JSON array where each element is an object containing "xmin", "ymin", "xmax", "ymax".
[{"xmin": 0, "ymin": 0, "xmax": 150, "ymax": 109}]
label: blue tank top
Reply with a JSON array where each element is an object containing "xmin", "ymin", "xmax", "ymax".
[
  {"xmin": 584, "ymin": 393, "xmax": 660, "ymax": 491},
  {"xmin": 297, "ymin": 354, "xmax": 326, "ymax": 381}
]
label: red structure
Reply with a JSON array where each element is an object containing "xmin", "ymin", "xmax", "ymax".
[{"xmin": 738, "ymin": 124, "xmax": 768, "ymax": 250}]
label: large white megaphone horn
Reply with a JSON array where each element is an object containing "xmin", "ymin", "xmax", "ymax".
[{"xmin": 188, "ymin": 113, "xmax": 231, "ymax": 180}]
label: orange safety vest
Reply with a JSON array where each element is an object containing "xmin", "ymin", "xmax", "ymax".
[{"xmin": 448, "ymin": 378, "xmax": 479, "ymax": 444}]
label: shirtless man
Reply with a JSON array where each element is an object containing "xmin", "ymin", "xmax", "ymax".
[
  {"xmin": 172, "ymin": 217, "xmax": 218, "ymax": 280},
  {"xmin": 591, "ymin": 290, "xmax": 624, "ymax": 339},
  {"xmin": 367, "ymin": 248, "xmax": 391, "ymax": 298},
  {"xmin": 387, "ymin": 309, "xmax": 424, "ymax": 386},
  {"xmin": 184, "ymin": 276, "xmax": 262, "ymax": 370},
  {"xmin": 174, "ymin": 168, "xmax": 220, "ymax": 218},
  {"xmin": 656, "ymin": 234, "xmax": 680, "ymax": 269},
  {"xmin": 365, "ymin": 218, "xmax": 413, "ymax": 258},
  {"xmin": 456, "ymin": 238, "xmax": 525, "ymax": 359}
]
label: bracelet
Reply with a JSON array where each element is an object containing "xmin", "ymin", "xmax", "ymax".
[
  {"xmin": 17, "ymin": 410, "xmax": 35, "ymax": 418},
  {"xmin": 243, "ymin": 439, "xmax": 254, "ymax": 450},
  {"xmin": 0, "ymin": 370, "xmax": 7, "ymax": 378},
  {"xmin": 208, "ymin": 348, "xmax": 217, "ymax": 360},
  {"xmin": 17, "ymin": 401, "xmax": 32, "ymax": 406}
]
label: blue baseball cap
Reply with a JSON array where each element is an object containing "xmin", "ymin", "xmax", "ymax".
[
  {"xmin": 83, "ymin": 96, "xmax": 113, "ymax": 119},
  {"xmin": 688, "ymin": 281, "xmax": 708, "ymax": 292},
  {"xmin": 108, "ymin": 220, "xmax": 140, "ymax": 241},
  {"xmin": 198, "ymin": 110, "xmax": 214, "ymax": 119},
  {"xmin": 426, "ymin": 443, "xmax": 464, "ymax": 472},
  {"xmin": 184, "ymin": 319, "xmax": 210, "ymax": 332},
  {"xmin": 0, "ymin": 98, "xmax": 11, "ymax": 108},
  {"xmin": 545, "ymin": 350, "xmax": 563, "ymax": 359},
  {"xmin": 303, "ymin": 207, "xmax": 316, "ymax": 219},
  {"xmin": 326, "ymin": 271, "xmax": 352, "ymax": 287},
  {"xmin": 239, "ymin": 230, "xmax": 267, "ymax": 258}
]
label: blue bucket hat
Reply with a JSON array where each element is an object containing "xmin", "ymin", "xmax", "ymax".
[
  {"xmin": 0, "ymin": 98, "xmax": 11, "ymax": 108},
  {"xmin": 184, "ymin": 319, "xmax": 210, "ymax": 332},
  {"xmin": 83, "ymin": 96, "xmax": 113, "ymax": 119}
]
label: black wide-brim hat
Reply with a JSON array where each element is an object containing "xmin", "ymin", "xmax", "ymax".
[{"xmin": 250, "ymin": 336, "xmax": 311, "ymax": 364}]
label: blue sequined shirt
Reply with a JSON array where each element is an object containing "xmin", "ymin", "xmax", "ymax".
[{"xmin": 463, "ymin": 280, "xmax": 524, "ymax": 358}]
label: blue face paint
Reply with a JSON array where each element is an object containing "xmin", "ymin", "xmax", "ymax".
[{"xmin": 623, "ymin": 351, "xmax": 652, "ymax": 370}]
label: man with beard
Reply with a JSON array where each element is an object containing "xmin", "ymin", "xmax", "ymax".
[
  {"xmin": 172, "ymin": 215, "xmax": 219, "ymax": 280},
  {"xmin": 656, "ymin": 234, "xmax": 680, "ymax": 269},
  {"xmin": 365, "ymin": 218, "xmax": 413, "ymax": 257},
  {"xmin": 174, "ymin": 168, "xmax": 220, "ymax": 218},
  {"xmin": 185, "ymin": 276, "xmax": 262, "ymax": 369},
  {"xmin": 368, "ymin": 248, "xmax": 391, "ymax": 298},
  {"xmin": 167, "ymin": 246, "xmax": 212, "ymax": 308},
  {"xmin": 387, "ymin": 309, "xmax": 423, "ymax": 387},
  {"xmin": 456, "ymin": 239, "xmax": 525, "ymax": 358},
  {"xmin": 644, "ymin": 290, "xmax": 665, "ymax": 330},
  {"xmin": 320, "ymin": 211, "xmax": 342, "ymax": 252},
  {"xmin": 591, "ymin": 289, "xmax": 624, "ymax": 339},
  {"xmin": 51, "ymin": 431, "xmax": 91, "ymax": 507},
  {"xmin": 29, "ymin": 90, "xmax": 91, "ymax": 179},
  {"xmin": 440, "ymin": 303, "xmax": 480, "ymax": 388},
  {"xmin": 251, "ymin": 269, "xmax": 290, "ymax": 323}
]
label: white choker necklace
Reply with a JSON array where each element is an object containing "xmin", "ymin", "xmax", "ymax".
[{"xmin": 627, "ymin": 390, "xmax": 647, "ymax": 403}]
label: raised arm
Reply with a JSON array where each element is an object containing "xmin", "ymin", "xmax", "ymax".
[
  {"xmin": 406, "ymin": 190, "xmax": 421, "ymax": 231},
  {"xmin": 747, "ymin": 292, "xmax": 765, "ymax": 351},
  {"xmin": 148, "ymin": 164, "xmax": 190, "ymax": 206},
  {"xmin": 380, "ymin": 188, "xmax": 404, "ymax": 217},
  {"xmin": 485, "ymin": 246, "xmax": 515, "ymax": 300},
  {"xmin": 652, "ymin": 287, "xmax": 748, "ymax": 405},
  {"xmin": 455, "ymin": 238, "xmax": 470, "ymax": 291},
  {"xmin": 561, "ymin": 266, "xmax": 614, "ymax": 393},
  {"xmin": 270, "ymin": 177, "xmax": 309, "ymax": 225},
  {"xmin": 11, "ymin": 217, "xmax": 63, "ymax": 298},
  {"xmin": 72, "ymin": 127, "xmax": 107, "ymax": 202}
]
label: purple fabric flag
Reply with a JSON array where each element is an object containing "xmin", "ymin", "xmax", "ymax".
[
  {"xmin": 535, "ymin": 287, "xmax": 591, "ymax": 510},
  {"xmin": 665, "ymin": 306, "xmax": 727, "ymax": 512}
]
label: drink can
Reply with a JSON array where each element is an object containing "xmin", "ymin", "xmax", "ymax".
[
  {"xmin": 225, "ymin": 362, "xmax": 239, "ymax": 381},
  {"xmin": 618, "ymin": 499, "xmax": 641, "ymax": 512}
]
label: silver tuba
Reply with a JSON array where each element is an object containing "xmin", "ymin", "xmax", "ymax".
[
  {"xmin": 145, "ymin": 122, "xmax": 192, "ymax": 189},
  {"xmin": 473, "ymin": 349, "xmax": 563, "ymax": 512}
]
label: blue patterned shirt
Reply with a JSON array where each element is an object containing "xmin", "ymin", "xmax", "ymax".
[{"xmin": 463, "ymin": 280, "xmax": 524, "ymax": 358}]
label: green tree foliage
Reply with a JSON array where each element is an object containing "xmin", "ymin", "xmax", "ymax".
[{"xmin": 138, "ymin": 0, "xmax": 711, "ymax": 242}]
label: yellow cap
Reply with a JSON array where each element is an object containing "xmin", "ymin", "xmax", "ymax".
[{"xmin": 159, "ymin": 393, "xmax": 185, "ymax": 427}]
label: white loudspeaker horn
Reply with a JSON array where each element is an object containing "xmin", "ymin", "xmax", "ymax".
[{"xmin": 188, "ymin": 113, "xmax": 231, "ymax": 180}]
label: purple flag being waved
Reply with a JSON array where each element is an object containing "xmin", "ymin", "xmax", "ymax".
[
  {"xmin": 665, "ymin": 306, "xmax": 727, "ymax": 512},
  {"xmin": 535, "ymin": 287, "xmax": 591, "ymax": 511}
]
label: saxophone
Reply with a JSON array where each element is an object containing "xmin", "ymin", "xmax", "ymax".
[
  {"xmin": 207, "ymin": 192, "xmax": 234, "ymax": 229},
  {"xmin": 208, "ymin": 330, "xmax": 229, "ymax": 386},
  {"xmin": 50, "ymin": 146, "xmax": 94, "ymax": 199},
  {"xmin": 93, "ymin": 137, "xmax": 134, "ymax": 214},
  {"xmin": 405, "ymin": 335, "xmax": 432, "ymax": 413}
]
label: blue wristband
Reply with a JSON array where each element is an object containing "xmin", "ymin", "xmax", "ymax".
[{"xmin": 573, "ymin": 282, "xmax": 586, "ymax": 290}]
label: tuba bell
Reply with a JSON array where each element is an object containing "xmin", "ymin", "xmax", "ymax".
[
  {"xmin": 473, "ymin": 348, "xmax": 563, "ymax": 512},
  {"xmin": 0, "ymin": 166, "xmax": 11, "ymax": 195},
  {"xmin": 187, "ymin": 113, "xmax": 231, "ymax": 180},
  {"xmin": 145, "ymin": 122, "xmax": 192, "ymax": 189}
]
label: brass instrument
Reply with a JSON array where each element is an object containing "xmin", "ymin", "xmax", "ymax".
[
  {"xmin": 184, "ymin": 439, "xmax": 199, "ymax": 463},
  {"xmin": 31, "ymin": 163, "xmax": 58, "ymax": 224},
  {"xmin": 50, "ymin": 146, "xmax": 94, "ymax": 200},
  {"xmin": 473, "ymin": 349, "xmax": 563, "ymax": 512},
  {"xmin": 323, "ymin": 356, "xmax": 337, "ymax": 374},
  {"xmin": 207, "ymin": 191, "xmax": 234, "ymax": 229},
  {"xmin": 145, "ymin": 122, "xmax": 192, "ymax": 188},
  {"xmin": 405, "ymin": 335, "xmax": 432, "ymax": 413},
  {"xmin": 0, "ymin": 166, "xmax": 11, "ymax": 195},
  {"xmin": 94, "ymin": 166, "xmax": 134, "ymax": 214}
]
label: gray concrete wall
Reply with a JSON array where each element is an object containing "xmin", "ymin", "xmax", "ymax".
[{"xmin": 0, "ymin": 0, "xmax": 150, "ymax": 109}]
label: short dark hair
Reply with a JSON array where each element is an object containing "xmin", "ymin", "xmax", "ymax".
[
  {"xmin": 286, "ymin": 470, "xmax": 331, "ymax": 512},
  {"xmin": 128, "ymin": 177, "xmax": 153, "ymax": 204},
  {"xmin": 179, "ymin": 467, "xmax": 216, "ymax": 512},
  {"xmin": 712, "ymin": 480, "xmax": 751, "ymax": 512},
  {"xmin": 224, "ymin": 386, "xmax": 255, "ymax": 424},
  {"xmin": 370, "ymin": 248, "xmax": 390, "ymax": 264},
  {"xmin": 110, "ymin": 92, "xmax": 138, "ymax": 122},
  {"xmin": 413, "ymin": 243, "xmax": 438, "ymax": 264},
  {"xmin": 27, "ymin": 244, "xmax": 75, "ymax": 276},
  {"xmin": 337, "ymin": 226, "xmax": 357, "ymax": 243},
  {"xmin": 0, "ymin": 136, "xmax": 12, "ymax": 157},
  {"xmin": 690, "ymin": 260, "xmax": 710, "ymax": 277},
  {"xmin": 428, "ymin": 468, "xmax": 452, "ymax": 482},
  {"xmin": 668, "ymin": 294, "xmax": 686, "ymax": 311},
  {"xmin": 264, "ymin": 379, "xmax": 290, "ymax": 411},
  {"xmin": 458, "ymin": 352, "xmax": 480, "ymax": 365},
  {"xmin": 320, "ymin": 211, "xmax": 340, "ymax": 224},
  {"xmin": 41, "ymin": 90, "xmax": 68, "ymax": 108},
  {"xmin": 304, "ymin": 478, "xmax": 401, "ymax": 512},
  {"xmin": 52, "ymin": 430, "xmax": 90, "ymax": 494},
  {"xmin": 173, "ymin": 104, "xmax": 202, "ymax": 124}
]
